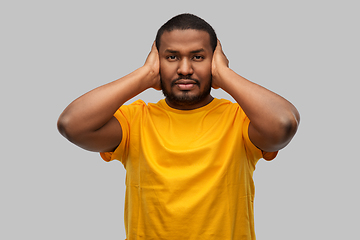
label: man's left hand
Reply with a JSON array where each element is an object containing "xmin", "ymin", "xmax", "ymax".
[{"xmin": 211, "ymin": 40, "xmax": 229, "ymax": 89}]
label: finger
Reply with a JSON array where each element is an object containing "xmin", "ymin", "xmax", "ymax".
[
  {"xmin": 152, "ymin": 41, "xmax": 159, "ymax": 53},
  {"xmin": 216, "ymin": 39, "xmax": 222, "ymax": 50}
]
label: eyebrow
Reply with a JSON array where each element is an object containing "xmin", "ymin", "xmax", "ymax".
[{"xmin": 165, "ymin": 48, "xmax": 205, "ymax": 54}]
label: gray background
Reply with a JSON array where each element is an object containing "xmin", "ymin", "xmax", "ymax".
[{"xmin": 1, "ymin": 0, "xmax": 359, "ymax": 239}]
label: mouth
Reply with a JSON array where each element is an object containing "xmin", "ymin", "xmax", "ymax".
[{"xmin": 172, "ymin": 79, "xmax": 199, "ymax": 90}]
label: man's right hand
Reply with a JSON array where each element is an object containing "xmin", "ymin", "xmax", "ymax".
[{"xmin": 144, "ymin": 42, "xmax": 161, "ymax": 90}]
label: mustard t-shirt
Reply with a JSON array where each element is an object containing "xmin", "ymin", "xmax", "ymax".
[{"xmin": 101, "ymin": 98, "xmax": 276, "ymax": 240}]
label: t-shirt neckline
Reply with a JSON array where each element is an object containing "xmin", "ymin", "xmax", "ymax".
[{"xmin": 159, "ymin": 98, "xmax": 220, "ymax": 113}]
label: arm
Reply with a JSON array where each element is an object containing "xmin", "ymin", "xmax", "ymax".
[
  {"xmin": 212, "ymin": 40, "xmax": 300, "ymax": 153},
  {"xmin": 57, "ymin": 43, "xmax": 161, "ymax": 152}
]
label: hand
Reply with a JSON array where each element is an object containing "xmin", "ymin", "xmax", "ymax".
[
  {"xmin": 144, "ymin": 42, "xmax": 161, "ymax": 90},
  {"xmin": 211, "ymin": 40, "xmax": 229, "ymax": 89}
]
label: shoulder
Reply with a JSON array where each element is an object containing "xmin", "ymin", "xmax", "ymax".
[
  {"xmin": 210, "ymin": 98, "xmax": 245, "ymax": 115},
  {"xmin": 126, "ymin": 99, "xmax": 147, "ymax": 107},
  {"xmin": 119, "ymin": 99, "xmax": 149, "ymax": 112},
  {"xmin": 212, "ymin": 98, "xmax": 240, "ymax": 109},
  {"xmin": 113, "ymin": 99, "xmax": 149, "ymax": 121}
]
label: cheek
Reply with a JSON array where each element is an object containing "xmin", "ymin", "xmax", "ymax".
[
  {"xmin": 160, "ymin": 62, "xmax": 175, "ymax": 79},
  {"xmin": 159, "ymin": 65, "xmax": 174, "ymax": 90},
  {"xmin": 195, "ymin": 64, "xmax": 212, "ymax": 80}
]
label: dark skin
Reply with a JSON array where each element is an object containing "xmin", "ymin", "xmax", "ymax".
[{"xmin": 58, "ymin": 29, "xmax": 300, "ymax": 155}]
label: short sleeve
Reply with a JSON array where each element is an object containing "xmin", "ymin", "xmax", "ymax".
[
  {"xmin": 242, "ymin": 117, "xmax": 263, "ymax": 161},
  {"xmin": 99, "ymin": 107, "xmax": 131, "ymax": 164},
  {"xmin": 99, "ymin": 100, "xmax": 146, "ymax": 165}
]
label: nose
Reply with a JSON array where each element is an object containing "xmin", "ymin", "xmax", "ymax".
[{"xmin": 177, "ymin": 58, "xmax": 194, "ymax": 76}]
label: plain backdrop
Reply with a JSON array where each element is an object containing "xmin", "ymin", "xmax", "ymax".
[{"xmin": 1, "ymin": 0, "xmax": 359, "ymax": 239}]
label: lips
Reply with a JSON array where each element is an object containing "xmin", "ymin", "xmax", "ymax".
[{"xmin": 172, "ymin": 79, "xmax": 199, "ymax": 90}]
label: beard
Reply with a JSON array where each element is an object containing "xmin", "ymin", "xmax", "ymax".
[{"xmin": 160, "ymin": 77, "xmax": 212, "ymax": 107}]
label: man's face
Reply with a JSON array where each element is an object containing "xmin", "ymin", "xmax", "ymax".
[{"xmin": 158, "ymin": 29, "xmax": 214, "ymax": 110}]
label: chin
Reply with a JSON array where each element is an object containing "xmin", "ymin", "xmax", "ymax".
[
  {"xmin": 166, "ymin": 90, "xmax": 212, "ymax": 106},
  {"xmin": 161, "ymin": 78, "xmax": 212, "ymax": 107}
]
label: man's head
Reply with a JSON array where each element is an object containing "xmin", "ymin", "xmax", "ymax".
[
  {"xmin": 156, "ymin": 14, "xmax": 217, "ymax": 110},
  {"xmin": 155, "ymin": 13, "xmax": 217, "ymax": 53}
]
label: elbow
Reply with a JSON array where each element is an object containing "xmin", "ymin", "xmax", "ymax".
[
  {"xmin": 283, "ymin": 115, "xmax": 299, "ymax": 139},
  {"xmin": 288, "ymin": 108, "xmax": 300, "ymax": 136},
  {"xmin": 57, "ymin": 113, "xmax": 78, "ymax": 142},
  {"xmin": 250, "ymin": 111, "xmax": 300, "ymax": 153},
  {"xmin": 251, "ymin": 107, "xmax": 300, "ymax": 153},
  {"xmin": 276, "ymin": 111, "xmax": 300, "ymax": 148},
  {"xmin": 57, "ymin": 114, "xmax": 70, "ymax": 139},
  {"xmin": 57, "ymin": 112, "xmax": 100, "ymax": 151}
]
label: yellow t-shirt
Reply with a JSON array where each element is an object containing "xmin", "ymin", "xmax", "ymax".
[{"xmin": 101, "ymin": 98, "xmax": 276, "ymax": 240}]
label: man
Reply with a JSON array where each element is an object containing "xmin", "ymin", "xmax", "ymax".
[{"xmin": 58, "ymin": 13, "xmax": 300, "ymax": 240}]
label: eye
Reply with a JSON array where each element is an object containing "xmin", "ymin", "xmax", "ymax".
[
  {"xmin": 193, "ymin": 55, "xmax": 204, "ymax": 61},
  {"xmin": 167, "ymin": 55, "xmax": 177, "ymax": 61}
]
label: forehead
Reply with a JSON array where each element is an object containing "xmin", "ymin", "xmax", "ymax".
[{"xmin": 159, "ymin": 29, "xmax": 212, "ymax": 53}]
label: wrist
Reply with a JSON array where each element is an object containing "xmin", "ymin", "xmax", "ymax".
[
  {"xmin": 140, "ymin": 65, "xmax": 161, "ymax": 90},
  {"xmin": 212, "ymin": 66, "xmax": 232, "ymax": 89}
]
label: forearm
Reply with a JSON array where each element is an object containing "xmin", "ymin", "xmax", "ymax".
[
  {"xmin": 58, "ymin": 66, "xmax": 156, "ymax": 136},
  {"xmin": 217, "ymin": 67, "xmax": 300, "ymax": 151}
]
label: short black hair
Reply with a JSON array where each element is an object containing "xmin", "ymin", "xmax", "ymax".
[{"xmin": 155, "ymin": 13, "xmax": 217, "ymax": 52}]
